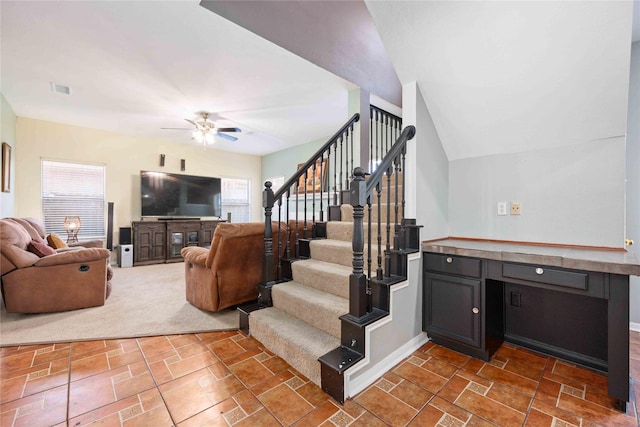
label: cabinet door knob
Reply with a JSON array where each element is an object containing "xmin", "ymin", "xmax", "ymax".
[
  {"xmin": 535, "ymin": 268, "xmax": 544, "ymax": 275},
  {"xmin": 446, "ymin": 257, "xmax": 453, "ymax": 264},
  {"xmin": 472, "ymin": 307, "xmax": 479, "ymax": 314}
]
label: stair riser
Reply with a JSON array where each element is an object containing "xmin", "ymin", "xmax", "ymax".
[
  {"xmin": 291, "ymin": 261, "xmax": 350, "ymax": 299},
  {"xmin": 272, "ymin": 285, "xmax": 346, "ymax": 338},
  {"xmin": 326, "ymin": 222, "xmax": 391, "ymax": 246},
  {"xmin": 340, "ymin": 204, "xmax": 405, "ymax": 225}
]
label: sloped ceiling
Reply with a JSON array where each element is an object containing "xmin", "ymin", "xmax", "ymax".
[
  {"xmin": 365, "ymin": 1, "xmax": 635, "ymax": 160},
  {"xmin": 0, "ymin": 1, "xmax": 355, "ymax": 156}
]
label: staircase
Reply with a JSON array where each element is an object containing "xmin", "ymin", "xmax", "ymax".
[
  {"xmin": 243, "ymin": 108, "xmax": 420, "ymax": 403},
  {"xmin": 249, "ymin": 214, "xmax": 386, "ymax": 385}
]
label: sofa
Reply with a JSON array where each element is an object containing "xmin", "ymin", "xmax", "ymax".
[
  {"xmin": 19, "ymin": 217, "xmax": 105, "ymax": 250},
  {"xmin": 0, "ymin": 218, "xmax": 112, "ymax": 313},
  {"xmin": 182, "ymin": 221, "xmax": 296, "ymax": 312}
]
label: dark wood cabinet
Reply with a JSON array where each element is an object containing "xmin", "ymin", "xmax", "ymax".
[
  {"xmin": 422, "ymin": 248, "xmax": 631, "ymax": 410},
  {"xmin": 424, "ymin": 272, "xmax": 481, "ymax": 348},
  {"xmin": 132, "ymin": 220, "xmax": 222, "ymax": 265},
  {"xmin": 423, "ymin": 253, "xmax": 503, "ymax": 361},
  {"xmin": 132, "ymin": 222, "xmax": 166, "ymax": 266}
]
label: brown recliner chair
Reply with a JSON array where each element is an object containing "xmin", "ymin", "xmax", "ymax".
[
  {"xmin": 181, "ymin": 221, "xmax": 298, "ymax": 312},
  {"xmin": 0, "ymin": 218, "xmax": 111, "ymax": 313}
]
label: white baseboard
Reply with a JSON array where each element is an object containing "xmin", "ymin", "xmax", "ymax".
[
  {"xmin": 346, "ymin": 333, "xmax": 429, "ymax": 398},
  {"xmin": 630, "ymin": 322, "xmax": 640, "ymax": 332}
]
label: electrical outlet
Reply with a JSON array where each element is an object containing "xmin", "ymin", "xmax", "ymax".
[
  {"xmin": 497, "ymin": 202, "xmax": 507, "ymax": 216},
  {"xmin": 511, "ymin": 201, "xmax": 521, "ymax": 215}
]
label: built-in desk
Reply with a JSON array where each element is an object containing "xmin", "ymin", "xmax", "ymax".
[{"xmin": 422, "ymin": 238, "xmax": 640, "ymax": 411}]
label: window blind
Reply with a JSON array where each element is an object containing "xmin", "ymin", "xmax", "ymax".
[
  {"xmin": 221, "ymin": 177, "xmax": 251, "ymax": 223},
  {"xmin": 41, "ymin": 160, "xmax": 106, "ymax": 240}
]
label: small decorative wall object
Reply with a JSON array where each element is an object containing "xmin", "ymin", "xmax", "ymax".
[
  {"xmin": 296, "ymin": 159, "xmax": 327, "ymax": 193},
  {"xmin": 2, "ymin": 142, "xmax": 11, "ymax": 193},
  {"xmin": 160, "ymin": 154, "xmax": 165, "ymax": 167},
  {"xmin": 181, "ymin": 159, "xmax": 186, "ymax": 171}
]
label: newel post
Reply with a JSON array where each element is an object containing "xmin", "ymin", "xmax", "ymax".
[
  {"xmin": 349, "ymin": 167, "xmax": 368, "ymax": 318},
  {"xmin": 259, "ymin": 181, "xmax": 275, "ymax": 306}
]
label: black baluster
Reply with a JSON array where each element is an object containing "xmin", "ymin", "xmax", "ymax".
[
  {"xmin": 375, "ymin": 110, "xmax": 379, "ymax": 170},
  {"xmin": 385, "ymin": 168, "xmax": 392, "ymax": 277},
  {"xmin": 370, "ymin": 107, "xmax": 374, "ymax": 172},
  {"xmin": 277, "ymin": 204, "xmax": 282, "ymax": 280},
  {"xmin": 376, "ymin": 182, "xmax": 383, "ymax": 280},
  {"xmin": 319, "ymin": 156, "xmax": 324, "ymax": 222},
  {"xmin": 303, "ymin": 169, "xmax": 308, "ymax": 239},
  {"xmin": 312, "ymin": 161, "xmax": 316, "ymax": 224},
  {"xmin": 285, "ymin": 189, "xmax": 291, "ymax": 259},
  {"xmin": 345, "ymin": 129, "xmax": 350, "ymax": 190},
  {"xmin": 295, "ymin": 183, "xmax": 300, "ymax": 258},
  {"xmin": 394, "ymin": 157, "xmax": 400, "ymax": 241},
  {"xmin": 333, "ymin": 141, "xmax": 338, "ymax": 205},
  {"xmin": 339, "ymin": 136, "xmax": 344, "ymax": 196}
]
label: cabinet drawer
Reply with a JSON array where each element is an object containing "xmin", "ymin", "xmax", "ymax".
[
  {"xmin": 502, "ymin": 263, "xmax": 588, "ymax": 290},
  {"xmin": 425, "ymin": 253, "xmax": 482, "ymax": 278}
]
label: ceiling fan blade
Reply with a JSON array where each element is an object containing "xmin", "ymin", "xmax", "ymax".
[
  {"xmin": 215, "ymin": 127, "xmax": 241, "ymax": 133},
  {"xmin": 215, "ymin": 132, "xmax": 237, "ymax": 142},
  {"xmin": 161, "ymin": 127, "xmax": 193, "ymax": 130},
  {"xmin": 184, "ymin": 118, "xmax": 197, "ymax": 126}
]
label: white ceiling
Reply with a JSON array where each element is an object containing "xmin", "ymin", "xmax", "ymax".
[
  {"xmin": 1, "ymin": 1, "xmax": 355, "ymax": 156},
  {"xmin": 3, "ymin": 1, "xmax": 638, "ymax": 161},
  {"xmin": 366, "ymin": 1, "xmax": 637, "ymax": 160}
]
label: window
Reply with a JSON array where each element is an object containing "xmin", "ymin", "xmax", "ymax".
[
  {"xmin": 221, "ymin": 177, "xmax": 251, "ymax": 222},
  {"xmin": 41, "ymin": 160, "xmax": 106, "ymax": 240},
  {"xmin": 266, "ymin": 176, "xmax": 285, "ymax": 193}
]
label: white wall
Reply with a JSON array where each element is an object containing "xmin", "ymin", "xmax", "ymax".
[
  {"xmin": 1, "ymin": 94, "xmax": 17, "ymax": 217},
  {"xmin": 627, "ymin": 41, "xmax": 640, "ymax": 326},
  {"xmin": 15, "ymin": 118, "xmax": 263, "ymax": 244},
  {"xmin": 449, "ymin": 138, "xmax": 626, "ymax": 248},
  {"xmin": 403, "ymin": 81, "xmax": 449, "ymax": 239}
]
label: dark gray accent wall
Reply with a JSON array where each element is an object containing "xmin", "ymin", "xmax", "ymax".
[{"xmin": 199, "ymin": 0, "xmax": 401, "ymax": 107}]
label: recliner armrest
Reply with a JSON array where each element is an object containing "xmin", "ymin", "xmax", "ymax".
[
  {"xmin": 181, "ymin": 246, "xmax": 209, "ymax": 267},
  {"xmin": 69, "ymin": 240, "xmax": 104, "ymax": 249},
  {"xmin": 34, "ymin": 248, "xmax": 110, "ymax": 267}
]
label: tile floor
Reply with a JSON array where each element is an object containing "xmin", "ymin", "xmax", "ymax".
[{"xmin": 1, "ymin": 330, "xmax": 638, "ymax": 426}]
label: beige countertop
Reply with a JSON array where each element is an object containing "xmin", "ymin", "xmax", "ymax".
[{"xmin": 422, "ymin": 238, "xmax": 640, "ymax": 276}]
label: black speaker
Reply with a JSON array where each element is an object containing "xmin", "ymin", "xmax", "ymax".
[
  {"xmin": 160, "ymin": 154, "xmax": 165, "ymax": 167},
  {"xmin": 106, "ymin": 202, "xmax": 114, "ymax": 250},
  {"xmin": 119, "ymin": 227, "xmax": 132, "ymax": 245},
  {"xmin": 181, "ymin": 159, "xmax": 186, "ymax": 171}
]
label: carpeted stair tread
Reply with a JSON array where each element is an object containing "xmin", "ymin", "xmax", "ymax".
[
  {"xmin": 291, "ymin": 259, "xmax": 351, "ymax": 299},
  {"xmin": 309, "ymin": 239, "xmax": 379, "ymax": 268},
  {"xmin": 326, "ymin": 221, "xmax": 390, "ymax": 245},
  {"xmin": 272, "ymin": 282, "xmax": 348, "ymax": 338},
  {"xmin": 248, "ymin": 307, "xmax": 339, "ymax": 386}
]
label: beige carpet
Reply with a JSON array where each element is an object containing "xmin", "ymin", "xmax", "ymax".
[{"xmin": 0, "ymin": 262, "xmax": 239, "ymax": 347}]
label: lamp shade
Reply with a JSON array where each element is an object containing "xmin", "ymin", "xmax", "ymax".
[{"xmin": 64, "ymin": 216, "xmax": 81, "ymax": 231}]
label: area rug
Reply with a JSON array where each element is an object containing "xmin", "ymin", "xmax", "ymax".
[{"xmin": 0, "ymin": 262, "xmax": 239, "ymax": 347}]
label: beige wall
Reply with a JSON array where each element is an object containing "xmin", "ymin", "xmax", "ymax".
[
  {"xmin": 1, "ymin": 94, "xmax": 17, "ymax": 217},
  {"xmin": 15, "ymin": 118, "xmax": 262, "ymax": 243}
]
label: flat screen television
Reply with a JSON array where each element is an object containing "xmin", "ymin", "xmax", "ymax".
[{"xmin": 140, "ymin": 171, "xmax": 221, "ymax": 218}]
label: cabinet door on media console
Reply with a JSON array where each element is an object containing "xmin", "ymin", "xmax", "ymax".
[
  {"xmin": 133, "ymin": 222, "xmax": 166, "ymax": 265},
  {"xmin": 166, "ymin": 221, "xmax": 201, "ymax": 262},
  {"xmin": 200, "ymin": 221, "xmax": 219, "ymax": 247}
]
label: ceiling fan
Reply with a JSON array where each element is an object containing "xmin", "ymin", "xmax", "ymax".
[{"xmin": 162, "ymin": 112, "xmax": 241, "ymax": 146}]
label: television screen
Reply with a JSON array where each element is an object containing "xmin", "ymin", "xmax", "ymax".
[{"xmin": 140, "ymin": 171, "xmax": 221, "ymax": 218}]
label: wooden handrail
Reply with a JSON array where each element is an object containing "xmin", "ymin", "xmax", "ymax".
[{"xmin": 272, "ymin": 113, "xmax": 360, "ymax": 202}]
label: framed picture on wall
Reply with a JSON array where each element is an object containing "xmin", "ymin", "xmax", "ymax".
[
  {"xmin": 296, "ymin": 159, "xmax": 327, "ymax": 193},
  {"xmin": 2, "ymin": 142, "xmax": 11, "ymax": 193}
]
